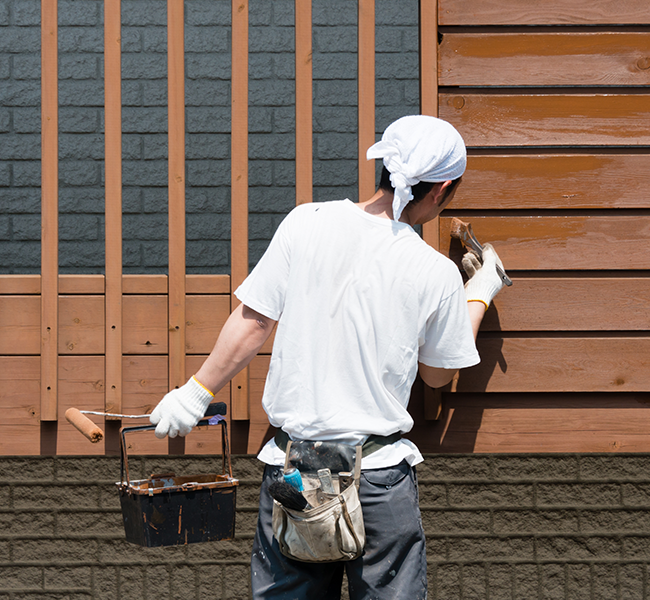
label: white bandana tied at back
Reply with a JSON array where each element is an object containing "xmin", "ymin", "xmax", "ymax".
[{"xmin": 366, "ymin": 115, "xmax": 467, "ymax": 221}]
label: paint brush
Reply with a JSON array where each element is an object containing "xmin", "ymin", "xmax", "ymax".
[{"xmin": 268, "ymin": 481, "xmax": 311, "ymax": 511}]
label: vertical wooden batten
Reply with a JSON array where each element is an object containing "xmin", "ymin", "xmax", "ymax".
[
  {"xmin": 40, "ymin": 0, "xmax": 58, "ymax": 422},
  {"xmin": 295, "ymin": 0, "xmax": 313, "ymax": 205},
  {"xmin": 357, "ymin": 0, "xmax": 375, "ymax": 202},
  {"xmin": 104, "ymin": 0, "xmax": 123, "ymax": 415},
  {"xmin": 419, "ymin": 0, "xmax": 443, "ymax": 420},
  {"xmin": 167, "ymin": 0, "xmax": 186, "ymax": 403},
  {"xmin": 419, "ymin": 0, "xmax": 439, "ymax": 251},
  {"xmin": 231, "ymin": 0, "xmax": 250, "ymax": 419}
]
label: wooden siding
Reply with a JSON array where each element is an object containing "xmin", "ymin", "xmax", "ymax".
[{"xmin": 1, "ymin": 0, "xmax": 648, "ymax": 455}]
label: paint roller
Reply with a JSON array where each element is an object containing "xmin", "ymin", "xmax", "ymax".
[
  {"xmin": 450, "ymin": 217, "xmax": 513, "ymax": 287},
  {"xmin": 65, "ymin": 402, "xmax": 228, "ymax": 443}
]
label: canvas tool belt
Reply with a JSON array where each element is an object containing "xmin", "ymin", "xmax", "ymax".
[{"xmin": 271, "ymin": 431, "xmax": 401, "ymax": 563}]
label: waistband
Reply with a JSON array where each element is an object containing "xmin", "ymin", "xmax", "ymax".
[{"xmin": 274, "ymin": 429, "xmax": 402, "ymax": 458}]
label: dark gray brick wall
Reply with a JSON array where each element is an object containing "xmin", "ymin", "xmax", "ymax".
[
  {"xmin": 2, "ymin": 454, "xmax": 650, "ymax": 599},
  {"xmin": 0, "ymin": 0, "xmax": 419, "ymax": 274}
]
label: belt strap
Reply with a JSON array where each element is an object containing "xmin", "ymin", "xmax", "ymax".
[{"xmin": 274, "ymin": 430, "xmax": 402, "ymax": 458}]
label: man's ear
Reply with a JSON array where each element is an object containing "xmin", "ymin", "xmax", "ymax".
[{"xmin": 431, "ymin": 180, "xmax": 452, "ymax": 206}]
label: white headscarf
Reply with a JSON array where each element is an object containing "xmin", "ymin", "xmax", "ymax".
[{"xmin": 366, "ymin": 115, "xmax": 466, "ymax": 221}]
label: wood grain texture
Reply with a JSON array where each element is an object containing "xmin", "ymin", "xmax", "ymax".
[
  {"xmin": 440, "ymin": 216, "xmax": 650, "ymax": 270},
  {"xmin": 57, "ymin": 356, "xmax": 105, "ymax": 455},
  {"xmin": 0, "ymin": 357, "xmax": 41, "ymax": 455},
  {"xmin": 440, "ymin": 33, "xmax": 650, "ymax": 87},
  {"xmin": 58, "ymin": 296, "xmax": 105, "ymax": 355},
  {"xmin": 457, "ymin": 337, "xmax": 650, "ymax": 393},
  {"xmin": 358, "ymin": 0, "xmax": 375, "ymax": 203},
  {"xmin": 484, "ymin": 278, "xmax": 650, "ymax": 332},
  {"xmin": 105, "ymin": 0, "xmax": 123, "ymax": 413},
  {"xmin": 0, "ymin": 275, "xmax": 41, "ymax": 294},
  {"xmin": 409, "ymin": 393, "xmax": 650, "ymax": 453},
  {"xmin": 295, "ymin": 0, "xmax": 313, "ymax": 205},
  {"xmin": 185, "ymin": 295, "xmax": 230, "ymax": 354},
  {"xmin": 248, "ymin": 354, "xmax": 275, "ymax": 454},
  {"xmin": 185, "ymin": 274, "xmax": 230, "ymax": 294},
  {"xmin": 120, "ymin": 355, "xmax": 168, "ymax": 453},
  {"xmin": 419, "ymin": 0, "xmax": 438, "ymax": 250},
  {"xmin": 168, "ymin": 0, "xmax": 186, "ymax": 394},
  {"xmin": 439, "ymin": 94, "xmax": 650, "ymax": 147},
  {"xmin": 122, "ymin": 275, "xmax": 167, "ymax": 294},
  {"xmin": 438, "ymin": 0, "xmax": 650, "ymax": 25},
  {"xmin": 0, "ymin": 296, "xmax": 40, "ymax": 355},
  {"xmin": 231, "ymin": 0, "xmax": 250, "ymax": 420},
  {"xmin": 453, "ymin": 154, "xmax": 650, "ymax": 210},
  {"xmin": 40, "ymin": 0, "xmax": 58, "ymax": 422},
  {"xmin": 122, "ymin": 296, "xmax": 168, "ymax": 355}
]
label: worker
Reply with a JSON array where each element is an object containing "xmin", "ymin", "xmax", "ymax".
[{"xmin": 150, "ymin": 115, "xmax": 507, "ymax": 599}]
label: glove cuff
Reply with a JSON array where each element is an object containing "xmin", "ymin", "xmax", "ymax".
[{"xmin": 464, "ymin": 277, "xmax": 503, "ymax": 308}]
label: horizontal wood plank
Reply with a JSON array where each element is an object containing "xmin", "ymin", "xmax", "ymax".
[
  {"xmin": 440, "ymin": 216, "xmax": 650, "ymax": 270},
  {"xmin": 0, "ymin": 275, "xmax": 40, "ymax": 295},
  {"xmin": 58, "ymin": 296, "xmax": 105, "ymax": 355},
  {"xmin": 122, "ymin": 275, "xmax": 168, "ymax": 294},
  {"xmin": 453, "ymin": 154, "xmax": 650, "ymax": 210},
  {"xmin": 122, "ymin": 296, "xmax": 168, "ymax": 355},
  {"xmin": 440, "ymin": 33, "xmax": 650, "ymax": 87},
  {"xmin": 0, "ymin": 357, "xmax": 41, "ymax": 455},
  {"xmin": 121, "ymin": 355, "xmax": 168, "ymax": 454},
  {"xmin": 0, "ymin": 296, "xmax": 40, "ymax": 355},
  {"xmin": 457, "ymin": 337, "xmax": 650, "ymax": 393},
  {"xmin": 438, "ymin": 0, "xmax": 650, "ymax": 25},
  {"xmin": 185, "ymin": 295, "xmax": 230, "ymax": 354},
  {"xmin": 186, "ymin": 274, "xmax": 230, "ymax": 294},
  {"xmin": 59, "ymin": 275, "xmax": 105, "ymax": 295},
  {"xmin": 409, "ymin": 393, "xmax": 650, "ymax": 453},
  {"xmin": 57, "ymin": 356, "xmax": 105, "ymax": 455},
  {"xmin": 485, "ymin": 278, "xmax": 650, "ymax": 331},
  {"xmin": 439, "ymin": 94, "xmax": 650, "ymax": 147}
]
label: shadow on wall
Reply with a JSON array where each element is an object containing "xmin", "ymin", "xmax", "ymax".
[{"xmin": 407, "ymin": 306, "xmax": 506, "ymax": 453}]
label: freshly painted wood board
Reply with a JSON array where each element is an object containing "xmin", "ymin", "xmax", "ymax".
[
  {"xmin": 484, "ymin": 278, "xmax": 650, "ymax": 332},
  {"xmin": 440, "ymin": 216, "xmax": 650, "ymax": 270},
  {"xmin": 439, "ymin": 94, "xmax": 650, "ymax": 147},
  {"xmin": 0, "ymin": 357, "xmax": 41, "ymax": 455},
  {"xmin": 58, "ymin": 296, "xmax": 105, "ymax": 355},
  {"xmin": 409, "ymin": 394, "xmax": 650, "ymax": 453},
  {"xmin": 0, "ymin": 296, "xmax": 40, "ymax": 355},
  {"xmin": 122, "ymin": 296, "xmax": 168, "ymax": 354},
  {"xmin": 57, "ymin": 356, "xmax": 105, "ymax": 455},
  {"xmin": 122, "ymin": 275, "xmax": 167, "ymax": 295},
  {"xmin": 453, "ymin": 154, "xmax": 650, "ymax": 210},
  {"xmin": 0, "ymin": 275, "xmax": 41, "ymax": 295},
  {"xmin": 458, "ymin": 338, "xmax": 650, "ymax": 393},
  {"xmin": 438, "ymin": 0, "xmax": 650, "ymax": 25},
  {"xmin": 185, "ymin": 274, "xmax": 230, "ymax": 294},
  {"xmin": 439, "ymin": 33, "xmax": 650, "ymax": 87}
]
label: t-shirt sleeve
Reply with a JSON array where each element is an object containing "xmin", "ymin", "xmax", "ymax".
[
  {"xmin": 234, "ymin": 208, "xmax": 296, "ymax": 321},
  {"xmin": 418, "ymin": 272, "xmax": 481, "ymax": 370}
]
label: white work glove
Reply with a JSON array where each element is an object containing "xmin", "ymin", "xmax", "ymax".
[
  {"xmin": 462, "ymin": 243, "xmax": 505, "ymax": 310},
  {"xmin": 150, "ymin": 376, "xmax": 214, "ymax": 439}
]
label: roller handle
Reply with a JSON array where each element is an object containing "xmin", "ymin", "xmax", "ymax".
[{"xmin": 65, "ymin": 408, "xmax": 104, "ymax": 443}]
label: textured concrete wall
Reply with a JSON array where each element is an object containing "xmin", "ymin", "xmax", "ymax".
[
  {"xmin": 3, "ymin": 454, "xmax": 650, "ymax": 599},
  {"xmin": 0, "ymin": 0, "xmax": 419, "ymax": 274}
]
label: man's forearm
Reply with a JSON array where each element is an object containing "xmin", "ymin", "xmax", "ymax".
[
  {"xmin": 467, "ymin": 300, "xmax": 487, "ymax": 340},
  {"xmin": 194, "ymin": 304, "xmax": 277, "ymax": 394}
]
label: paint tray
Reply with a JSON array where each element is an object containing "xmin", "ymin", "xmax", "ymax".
[{"xmin": 116, "ymin": 402, "xmax": 239, "ymax": 547}]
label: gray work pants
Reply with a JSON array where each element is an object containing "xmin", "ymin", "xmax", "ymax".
[{"xmin": 251, "ymin": 460, "xmax": 427, "ymax": 600}]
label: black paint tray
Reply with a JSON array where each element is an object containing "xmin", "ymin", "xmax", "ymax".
[{"xmin": 116, "ymin": 402, "xmax": 239, "ymax": 547}]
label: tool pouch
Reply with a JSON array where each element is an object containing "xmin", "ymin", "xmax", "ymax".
[{"xmin": 272, "ymin": 440, "xmax": 365, "ymax": 562}]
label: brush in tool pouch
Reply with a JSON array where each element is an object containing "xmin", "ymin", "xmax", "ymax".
[{"xmin": 272, "ymin": 440, "xmax": 364, "ymax": 562}]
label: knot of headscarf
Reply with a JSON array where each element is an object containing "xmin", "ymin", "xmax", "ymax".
[{"xmin": 366, "ymin": 116, "xmax": 467, "ymax": 221}]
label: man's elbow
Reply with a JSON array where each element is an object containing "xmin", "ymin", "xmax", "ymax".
[{"xmin": 418, "ymin": 363, "xmax": 458, "ymax": 389}]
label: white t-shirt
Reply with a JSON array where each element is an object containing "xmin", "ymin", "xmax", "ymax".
[{"xmin": 235, "ymin": 200, "xmax": 480, "ymax": 469}]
